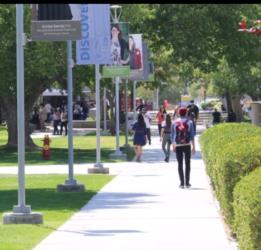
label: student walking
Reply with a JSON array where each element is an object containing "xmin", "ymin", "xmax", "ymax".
[
  {"xmin": 132, "ymin": 113, "xmax": 147, "ymax": 162},
  {"xmin": 171, "ymin": 107, "xmax": 195, "ymax": 188},
  {"xmin": 156, "ymin": 107, "xmax": 165, "ymax": 137},
  {"xmin": 160, "ymin": 114, "xmax": 172, "ymax": 162},
  {"xmin": 187, "ymin": 100, "xmax": 199, "ymax": 134},
  {"xmin": 142, "ymin": 108, "xmax": 152, "ymax": 145},
  {"xmin": 212, "ymin": 108, "xmax": 221, "ymax": 125}
]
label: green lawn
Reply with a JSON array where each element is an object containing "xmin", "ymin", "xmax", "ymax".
[
  {"xmin": 0, "ymin": 128, "xmax": 134, "ymax": 166},
  {"xmin": 0, "ymin": 174, "xmax": 114, "ymax": 250}
]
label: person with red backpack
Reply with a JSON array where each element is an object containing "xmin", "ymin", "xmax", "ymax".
[{"xmin": 171, "ymin": 107, "xmax": 195, "ymax": 188}]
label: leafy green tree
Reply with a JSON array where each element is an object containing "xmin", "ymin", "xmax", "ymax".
[
  {"xmin": 148, "ymin": 4, "xmax": 261, "ymax": 119},
  {"xmin": 0, "ymin": 5, "xmax": 94, "ymax": 148},
  {"xmin": 211, "ymin": 57, "xmax": 239, "ymax": 116}
]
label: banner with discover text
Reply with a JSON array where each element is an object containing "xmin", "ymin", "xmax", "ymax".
[{"xmin": 76, "ymin": 4, "xmax": 111, "ymax": 65}]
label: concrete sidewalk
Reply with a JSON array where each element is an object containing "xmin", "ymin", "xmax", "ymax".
[{"xmin": 1, "ymin": 135, "xmax": 237, "ymax": 250}]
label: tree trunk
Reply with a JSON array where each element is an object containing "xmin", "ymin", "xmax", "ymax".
[
  {"xmin": 1, "ymin": 81, "xmax": 46, "ymax": 149},
  {"xmin": 225, "ymin": 92, "xmax": 232, "ymax": 113},
  {"xmin": 2, "ymin": 97, "xmax": 38, "ymax": 149},
  {"xmin": 231, "ymin": 94, "xmax": 243, "ymax": 122}
]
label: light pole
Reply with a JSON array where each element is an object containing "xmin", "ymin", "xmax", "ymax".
[
  {"xmin": 110, "ymin": 5, "xmax": 125, "ymax": 157},
  {"xmin": 103, "ymin": 87, "xmax": 107, "ymax": 131},
  {"xmin": 57, "ymin": 41, "xmax": 85, "ymax": 191},
  {"xmin": 124, "ymin": 79, "xmax": 130, "ymax": 149},
  {"xmin": 3, "ymin": 4, "xmax": 42, "ymax": 224},
  {"xmin": 133, "ymin": 81, "xmax": 137, "ymax": 121}
]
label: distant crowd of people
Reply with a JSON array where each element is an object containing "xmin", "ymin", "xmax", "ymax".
[{"xmin": 29, "ymin": 101, "xmax": 89, "ymax": 135}]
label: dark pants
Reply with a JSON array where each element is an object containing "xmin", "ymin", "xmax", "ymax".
[
  {"xmin": 175, "ymin": 145, "xmax": 191, "ymax": 185},
  {"xmin": 60, "ymin": 121, "xmax": 68, "ymax": 135},
  {"xmin": 157, "ymin": 124, "xmax": 162, "ymax": 136},
  {"xmin": 146, "ymin": 128, "xmax": 151, "ymax": 144},
  {"xmin": 53, "ymin": 120, "xmax": 60, "ymax": 135}
]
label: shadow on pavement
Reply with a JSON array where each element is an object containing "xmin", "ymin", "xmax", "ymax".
[{"xmin": 86, "ymin": 191, "xmax": 159, "ymax": 210}]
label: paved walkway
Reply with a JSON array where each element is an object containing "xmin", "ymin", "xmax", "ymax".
[{"xmin": 0, "ymin": 134, "xmax": 238, "ymax": 250}]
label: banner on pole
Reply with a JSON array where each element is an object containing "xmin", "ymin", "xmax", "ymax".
[
  {"xmin": 141, "ymin": 42, "xmax": 149, "ymax": 81},
  {"xmin": 76, "ymin": 4, "xmax": 111, "ymax": 65},
  {"xmin": 31, "ymin": 4, "xmax": 82, "ymax": 41},
  {"xmin": 127, "ymin": 34, "xmax": 144, "ymax": 81},
  {"xmin": 102, "ymin": 22, "xmax": 130, "ymax": 78}
]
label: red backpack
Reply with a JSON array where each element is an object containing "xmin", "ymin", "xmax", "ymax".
[{"xmin": 175, "ymin": 119, "xmax": 190, "ymax": 145}]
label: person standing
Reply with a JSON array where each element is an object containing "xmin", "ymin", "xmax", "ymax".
[
  {"xmin": 171, "ymin": 107, "xmax": 195, "ymax": 188},
  {"xmin": 136, "ymin": 98, "xmax": 145, "ymax": 113},
  {"xmin": 132, "ymin": 113, "xmax": 147, "ymax": 162},
  {"xmin": 156, "ymin": 107, "xmax": 165, "ymax": 137},
  {"xmin": 39, "ymin": 104, "xmax": 47, "ymax": 132},
  {"xmin": 212, "ymin": 108, "xmax": 221, "ymax": 125},
  {"xmin": 142, "ymin": 108, "xmax": 152, "ymax": 145},
  {"xmin": 161, "ymin": 114, "xmax": 172, "ymax": 162},
  {"xmin": 226, "ymin": 109, "xmax": 237, "ymax": 122},
  {"xmin": 60, "ymin": 109, "xmax": 68, "ymax": 135},
  {"xmin": 187, "ymin": 100, "xmax": 199, "ymax": 134},
  {"xmin": 44, "ymin": 102, "xmax": 52, "ymax": 123},
  {"xmin": 52, "ymin": 108, "xmax": 61, "ymax": 135}
]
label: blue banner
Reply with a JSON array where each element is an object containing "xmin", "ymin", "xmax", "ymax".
[{"xmin": 76, "ymin": 4, "xmax": 111, "ymax": 65}]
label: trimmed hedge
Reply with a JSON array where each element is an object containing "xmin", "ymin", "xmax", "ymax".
[
  {"xmin": 200, "ymin": 123, "xmax": 261, "ymax": 183},
  {"xmin": 233, "ymin": 168, "xmax": 261, "ymax": 250},
  {"xmin": 215, "ymin": 135, "xmax": 261, "ymax": 224},
  {"xmin": 199, "ymin": 124, "xmax": 261, "ymax": 225}
]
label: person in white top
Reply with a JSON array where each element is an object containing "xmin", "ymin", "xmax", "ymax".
[
  {"xmin": 142, "ymin": 108, "xmax": 152, "ymax": 145},
  {"xmin": 44, "ymin": 102, "xmax": 52, "ymax": 123}
]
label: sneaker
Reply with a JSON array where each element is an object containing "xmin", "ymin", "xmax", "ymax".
[
  {"xmin": 185, "ymin": 183, "xmax": 192, "ymax": 188},
  {"xmin": 164, "ymin": 157, "xmax": 169, "ymax": 162},
  {"xmin": 179, "ymin": 184, "xmax": 185, "ymax": 189}
]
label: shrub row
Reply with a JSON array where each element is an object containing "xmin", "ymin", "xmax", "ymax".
[
  {"xmin": 233, "ymin": 168, "xmax": 261, "ymax": 250},
  {"xmin": 199, "ymin": 123, "xmax": 261, "ymax": 249}
]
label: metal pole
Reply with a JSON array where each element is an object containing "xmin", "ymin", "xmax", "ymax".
[
  {"xmin": 103, "ymin": 87, "xmax": 107, "ymax": 131},
  {"xmin": 14, "ymin": 4, "xmax": 31, "ymax": 214},
  {"xmin": 124, "ymin": 79, "xmax": 129, "ymax": 147},
  {"xmin": 133, "ymin": 81, "xmax": 137, "ymax": 121},
  {"xmin": 66, "ymin": 41, "xmax": 76, "ymax": 185},
  {"xmin": 156, "ymin": 88, "xmax": 159, "ymax": 110},
  {"xmin": 95, "ymin": 64, "xmax": 103, "ymax": 167},
  {"xmin": 115, "ymin": 76, "xmax": 122, "ymax": 154}
]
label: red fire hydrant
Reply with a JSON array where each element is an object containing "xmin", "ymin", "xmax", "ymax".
[{"xmin": 42, "ymin": 134, "xmax": 51, "ymax": 160}]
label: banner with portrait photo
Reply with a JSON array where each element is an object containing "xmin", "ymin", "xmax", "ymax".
[
  {"xmin": 31, "ymin": 4, "xmax": 82, "ymax": 41},
  {"xmin": 102, "ymin": 22, "xmax": 130, "ymax": 78},
  {"xmin": 127, "ymin": 34, "xmax": 144, "ymax": 81}
]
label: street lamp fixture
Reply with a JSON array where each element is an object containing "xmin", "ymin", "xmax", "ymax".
[
  {"xmin": 110, "ymin": 5, "xmax": 122, "ymax": 23},
  {"xmin": 109, "ymin": 4, "xmax": 125, "ymax": 158}
]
